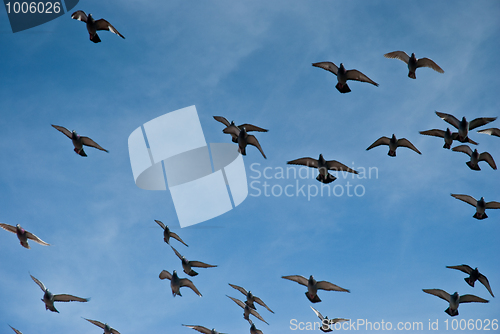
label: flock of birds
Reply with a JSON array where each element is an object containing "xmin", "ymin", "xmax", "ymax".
[{"xmin": 1, "ymin": 8, "xmax": 498, "ymax": 334}]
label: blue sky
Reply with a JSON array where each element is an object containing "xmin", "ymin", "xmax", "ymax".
[{"xmin": 0, "ymin": 1, "xmax": 499, "ymax": 333}]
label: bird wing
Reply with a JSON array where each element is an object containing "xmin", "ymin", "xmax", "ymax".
[
  {"xmin": 485, "ymin": 201, "xmax": 500, "ymax": 209},
  {"xmin": 182, "ymin": 325, "xmax": 211, "ymax": 334},
  {"xmin": 30, "ymin": 274, "xmax": 46, "ymax": 291},
  {"xmin": 154, "ymin": 219, "xmax": 166, "ymax": 229},
  {"xmin": 111, "ymin": 329, "xmax": 121, "ymax": 334},
  {"xmin": 478, "ymin": 152, "xmax": 497, "ymax": 170},
  {"xmin": 239, "ymin": 124, "xmax": 268, "ymax": 132},
  {"xmin": 316, "ymin": 281, "xmax": 350, "ymax": 292},
  {"xmin": 326, "ymin": 160, "xmax": 358, "ymax": 174},
  {"xmin": 366, "ymin": 136, "xmax": 390, "ymax": 150},
  {"xmin": 422, "ymin": 289, "xmax": 451, "ymax": 302},
  {"xmin": 254, "ymin": 296, "xmax": 274, "ymax": 313},
  {"xmin": 416, "ymin": 58, "xmax": 444, "ymax": 73},
  {"xmin": 397, "ymin": 138, "xmax": 422, "ymax": 154},
  {"xmin": 71, "ymin": 10, "xmax": 88, "ymax": 22},
  {"xmin": 286, "ymin": 158, "xmax": 318, "ymax": 168},
  {"xmin": 384, "ymin": 51, "xmax": 409, "ymax": 64},
  {"xmin": 451, "ymin": 145, "xmax": 473, "ymax": 157},
  {"xmin": 229, "ymin": 283, "xmax": 248, "ymax": 296},
  {"xmin": 345, "ymin": 70, "xmax": 379, "ymax": 86},
  {"xmin": 446, "ymin": 264, "xmax": 473, "ymax": 274},
  {"xmin": 469, "ymin": 117, "xmax": 497, "ymax": 130},
  {"xmin": 451, "ymin": 194, "xmax": 477, "ymax": 207},
  {"xmin": 189, "ymin": 260, "xmax": 217, "ymax": 268},
  {"xmin": 281, "ymin": 275, "xmax": 308, "ymax": 287},
  {"xmin": 94, "ymin": 19, "xmax": 125, "ymax": 39},
  {"xmin": 223, "ymin": 124, "xmax": 240, "ymax": 137},
  {"xmin": 478, "ymin": 128, "xmax": 500, "ymax": 137},
  {"xmin": 80, "ymin": 136, "xmax": 108, "ymax": 152},
  {"xmin": 227, "ymin": 295, "xmax": 246, "ymax": 309},
  {"xmin": 159, "ymin": 270, "xmax": 172, "ymax": 280},
  {"xmin": 180, "ymin": 279, "xmax": 202, "ymax": 296},
  {"xmin": 419, "ymin": 129, "xmax": 445, "ymax": 138},
  {"xmin": 8, "ymin": 325, "xmax": 23, "ymax": 334},
  {"xmin": 53, "ymin": 294, "xmax": 89, "ymax": 302},
  {"xmin": 249, "ymin": 308, "xmax": 269, "ymax": 325},
  {"xmin": 458, "ymin": 294, "xmax": 489, "ymax": 304},
  {"xmin": 478, "ymin": 274, "xmax": 494, "ymax": 297},
  {"xmin": 170, "ymin": 246, "xmax": 183, "ymax": 261},
  {"xmin": 435, "ymin": 111, "xmax": 460, "ymax": 129},
  {"xmin": 51, "ymin": 125, "xmax": 72, "ymax": 139},
  {"xmin": 25, "ymin": 231, "xmax": 50, "ymax": 246},
  {"xmin": 213, "ymin": 116, "xmax": 231, "ymax": 127},
  {"xmin": 247, "ymin": 135, "xmax": 267, "ymax": 159},
  {"xmin": 169, "ymin": 231, "xmax": 188, "ymax": 246},
  {"xmin": 84, "ymin": 318, "xmax": 105, "ymax": 329},
  {"xmin": 0, "ymin": 223, "xmax": 17, "ymax": 234},
  {"xmin": 312, "ymin": 62, "xmax": 338, "ymax": 75},
  {"xmin": 331, "ymin": 318, "xmax": 350, "ymax": 324},
  {"xmin": 310, "ymin": 306, "xmax": 325, "ymax": 320}
]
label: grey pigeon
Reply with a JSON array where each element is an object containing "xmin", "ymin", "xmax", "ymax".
[
  {"xmin": 310, "ymin": 306, "xmax": 350, "ymax": 332},
  {"xmin": 281, "ymin": 275, "xmax": 349, "ymax": 303},
  {"xmin": 171, "ymin": 246, "xmax": 217, "ymax": 277},
  {"xmin": 222, "ymin": 126, "xmax": 266, "ymax": 158},
  {"xmin": 478, "ymin": 128, "xmax": 500, "ymax": 137},
  {"xmin": 229, "ymin": 283, "xmax": 274, "ymax": 313},
  {"xmin": 52, "ymin": 125, "xmax": 108, "ymax": 157},
  {"xmin": 71, "ymin": 10, "xmax": 124, "ymax": 43},
  {"xmin": 182, "ymin": 325, "xmax": 226, "ymax": 334},
  {"xmin": 447, "ymin": 265, "xmax": 494, "ymax": 297},
  {"xmin": 30, "ymin": 274, "xmax": 89, "ymax": 313},
  {"xmin": 452, "ymin": 145, "xmax": 497, "ymax": 170},
  {"xmin": 423, "ymin": 289, "xmax": 488, "ymax": 316},
  {"xmin": 451, "ymin": 194, "xmax": 500, "ymax": 220},
  {"xmin": 366, "ymin": 134, "xmax": 421, "ymax": 156},
  {"xmin": 227, "ymin": 295, "xmax": 269, "ymax": 325},
  {"xmin": 435, "ymin": 111, "xmax": 496, "ymax": 143},
  {"xmin": 0, "ymin": 223, "xmax": 49, "ymax": 249},
  {"xmin": 214, "ymin": 116, "xmax": 268, "ymax": 143},
  {"xmin": 8, "ymin": 325, "xmax": 22, "ymax": 334},
  {"xmin": 312, "ymin": 62, "xmax": 378, "ymax": 93},
  {"xmin": 384, "ymin": 51, "xmax": 444, "ymax": 79},
  {"xmin": 287, "ymin": 154, "xmax": 358, "ymax": 184},
  {"xmin": 159, "ymin": 270, "xmax": 202, "ymax": 297},
  {"xmin": 419, "ymin": 128, "xmax": 477, "ymax": 149},
  {"xmin": 83, "ymin": 318, "xmax": 120, "ymax": 334},
  {"xmin": 154, "ymin": 220, "xmax": 188, "ymax": 246}
]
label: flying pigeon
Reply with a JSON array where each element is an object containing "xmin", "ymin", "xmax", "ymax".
[
  {"xmin": 0, "ymin": 223, "xmax": 49, "ymax": 249},
  {"xmin": 71, "ymin": 11, "xmax": 125, "ymax": 43},
  {"xmin": 213, "ymin": 116, "xmax": 268, "ymax": 143},
  {"xmin": 446, "ymin": 265, "xmax": 494, "ymax": 297},
  {"xmin": 52, "ymin": 125, "xmax": 108, "ymax": 157},
  {"xmin": 310, "ymin": 306, "xmax": 350, "ymax": 332},
  {"xmin": 312, "ymin": 62, "xmax": 378, "ymax": 93},
  {"xmin": 451, "ymin": 194, "xmax": 500, "ymax": 220},
  {"xmin": 182, "ymin": 325, "xmax": 226, "ymax": 334},
  {"xmin": 422, "ymin": 289, "xmax": 488, "ymax": 316},
  {"xmin": 154, "ymin": 220, "xmax": 188, "ymax": 247},
  {"xmin": 83, "ymin": 318, "xmax": 120, "ymax": 334},
  {"xmin": 366, "ymin": 134, "xmax": 421, "ymax": 156},
  {"xmin": 281, "ymin": 275, "xmax": 350, "ymax": 303},
  {"xmin": 435, "ymin": 111, "xmax": 496, "ymax": 143},
  {"xmin": 250, "ymin": 321, "xmax": 264, "ymax": 334},
  {"xmin": 222, "ymin": 126, "xmax": 266, "ymax": 158},
  {"xmin": 384, "ymin": 51, "xmax": 444, "ymax": 79},
  {"xmin": 159, "ymin": 270, "xmax": 202, "ymax": 297},
  {"xmin": 171, "ymin": 246, "xmax": 217, "ymax": 277},
  {"xmin": 478, "ymin": 128, "xmax": 500, "ymax": 137},
  {"xmin": 227, "ymin": 295, "xmax": 269, "ymax": 325},
  {"xmin": 229, "ymin": 283, "xmax": 274, "ymax": 313},
  {"xmin": 287, "ymin": 154, "xmax": 358, "ymax": 184},
  {"xmin": 419, "ymin": 128, "xmax": 477, "ymax": 149},
  {"xmin": 30, "ymin": 274, "xmax": 89, "ymax": 313},
  {"xmin": 451, "ymin": 145, "xmax": 497, "ymax": 170},
  {"xmin": 8, "ymin": 325, "xmax": 22, "ymax": 334}
]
